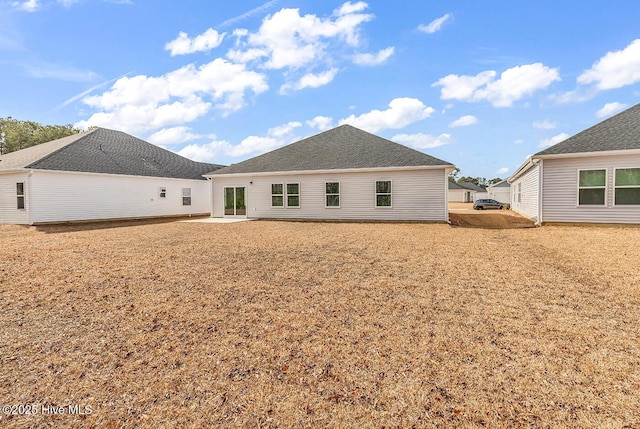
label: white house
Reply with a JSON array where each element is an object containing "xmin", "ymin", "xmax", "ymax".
[
  {"xmin": 448, "ymin": 181, "xmax": 487, "ymax": 203},
  {"xmin": 487, "ymin": 180, "xmax": 510, "ymax": 204},
  {"xmin": 509, "ymin": 103, "xmax": 640, "ymax": 224},
  {"xmin": 0, "ymin": 128, "xmax": 222, "ymax": 224},
  {"xmin": 205, "ymin": 125, "xmax": 455, "ymax": 222}
]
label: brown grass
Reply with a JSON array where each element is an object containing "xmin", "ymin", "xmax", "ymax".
[{"xmin": 1, "ymin": 220, "xmax": 639, "ymax": 428}]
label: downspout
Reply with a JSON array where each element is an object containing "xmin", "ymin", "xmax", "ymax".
[
  {"xmin": 27, "ymin": 170, "xmax": 34, "ymax": 225},
  {"xmin": 445, "ymin": 168, "xmax": 452, "ymax": 223},
  {"xmin": 536, "ymin": 159, "xmax": 543, "ymax": 226},
  {"xmin": 207, "ymin": 177, "xmax": 214, "ymax": 218}
]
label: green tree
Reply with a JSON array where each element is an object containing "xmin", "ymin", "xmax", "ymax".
[
  {"xmin": 448, "ymin": 167, "xmax": 461, "ymax": 181},
  {"xmin": 0, "ymin": 117, "xmax": 80, "ymax": 155}
]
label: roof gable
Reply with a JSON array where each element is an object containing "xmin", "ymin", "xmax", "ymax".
[
  {"xmin": 536, "ymin": 103, "xmax": 640, "ymax": 156},
  {"xmin": 1, "ymin": 128, "xmax": 223, "ymax": 180},
  {"xmin": 210, "ymin": 125, "xmax": 452, "ymax": 175}
]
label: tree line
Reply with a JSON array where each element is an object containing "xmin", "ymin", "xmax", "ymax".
[
  {"xmin": 0, "ymin": 117, "xmax": 81, "ymax": 155},
  {"xmin": 449, "ymin": 167, "xmax": 503, "ymax": 187}
]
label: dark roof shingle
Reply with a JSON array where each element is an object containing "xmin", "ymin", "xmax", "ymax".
[
  {"xmin": 536, "ymin": 103, "xmax": 640, "ymax": 156},
  {"xmin": 0, "ymin": 128, "xmax": 223, "ymax": 180},
  {"xmin": 210, "ymin": 124, "xmax": 452, "ymax": 175}
]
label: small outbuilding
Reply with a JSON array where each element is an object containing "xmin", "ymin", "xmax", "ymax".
[
  {"xmin": 205, "ymin": 125, "xmax": 454, "ymax": 222},
  {"xmin": 0, "ymin": 128, "xmax": 222, "ymax": 224},
  {"xmin": 448, "ymin": 180, "xmax": 487, "ymax": 203},
  {"xmin": 509, "ymin": 103, "xmax": 640, "ymax": 224},
  {"xmin": 487, "ymin": 180, "xmax": 511, "ymax": 204}
]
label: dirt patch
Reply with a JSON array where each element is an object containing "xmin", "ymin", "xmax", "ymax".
[
  {"xmin": 449, "ymin": 211, "xmax": 536, "ymax": 229},
  {"xmin": 1, "ymin": 221, "xmax": 639, "ymax": 428}
]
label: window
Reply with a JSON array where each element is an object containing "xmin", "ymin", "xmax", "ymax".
[
  {"xmin": 182, "ymin": 188, "xmax": 192, "ymax": 206},
  {"xmin": 615, "ymin": 167, "xmax": 640, "ymax": 205},
  {"xmin": 375, "ymin": 180, "xmax": 391, "ymax": 207},
  {"xmin": 578, "ymin": 169, "xmax": 606, "ymax": 206},
  {"xmin": 159, "ymin": 187, "xmax": 167, "ymax": 199},
  {"xmin": 326, "ymin": 182, "xmax": 340, "ymax": 208},
  {"xmin": 517, "ymin": 183, "xmax": 522, "ymax": 203},
  {"xmin": 271, "ymin": 184, "xmax": 284, "ymax": 207},
  {"xmin": 16, "ymin": 182, "xmax": 25, "ymax": 210},
  {"xmin": 287, "ymin": 183, "xmax": 300, "ymax": 208}
]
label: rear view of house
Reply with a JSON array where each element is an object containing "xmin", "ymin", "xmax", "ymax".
[
  {"xmin": 0, "ymin": 128, "xmax": 222, "ymax": 224},
  {"xmin": 205, "ymin": 125, "xmax": 454, "ymax": 222},
  {"xmin": 509, "ymin": 103, "xmax": 640, "ymax": 224}
]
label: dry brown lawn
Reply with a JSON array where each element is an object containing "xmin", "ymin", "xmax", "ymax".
[{"xmin": 0, "ymin": 219, "xmax": 639, "ymax": 428}]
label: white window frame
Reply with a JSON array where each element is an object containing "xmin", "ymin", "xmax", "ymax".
[
  {"xmin": 159, "ymin": 187, "xmax": 167, "ymax": 199},
  {"xmin": 286, "ymin": 183, "xmax": 300, "ymax": 208},
  {"xmin": 613, "ymin": 167, "xmax": 640, "ymax": 206},
  {"xmin": 325, "ymin": 181, "xmax": 340, "ymax": 208},
  {"xmin": 517, "ymin": 182, "xmax": 522, "ymax": 204},
  {"xmin": 182, "ymin": 188, "xmax": 192, "ymax": 206},
  {"xmin": 375, "ymin": 180, "xmax": 392, "ymax": 208},
  {"xmin": 271, "ymin": 183, "xmax": 284, "ymax": 208},
  {"xmin": 577, "ymin": 168, "xmax": 607, "ymax": 207},
  {"xmin": 16, "ymin": 182, "xmax": 25, "ymax": 210}
]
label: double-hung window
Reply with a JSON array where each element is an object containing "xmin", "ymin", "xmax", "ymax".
[
  {"xmin": 325, "ymin": 182, "xmax": 340, "ymax": 208},
  {"xmin": 182, "ymin": 188, "xmax": 192, "ymax": 206},
  {"xmin": 578, "ymin": 169, "xmax": 606, "ymax": 206},
  {"xmin": 375, "ymin": 180, "xmax": 391, "ymax": 207},
  {"xmin": 271, "ymin": 183, "xmax": 300, "ymax": 208},
  {"xmin": 16, "ymin": 182, "xmax": 25, "ymax": 210},
  {"xmin": 615, "ymin": 168, "xmax": 640, "ymax": 205},
  {"xmin": 271, "ymin": 184, "xmax": 284, "ymax": 207},
  {"xmin": 287, "ymin": 183, "xmax": 300, "ymax": 208}
]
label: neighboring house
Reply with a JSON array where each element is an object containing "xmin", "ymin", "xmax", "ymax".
[
  {"xmin": 205, "ymin": 125, "xmax": 455, "ymax": 222},
  {"xmin": 448, "ymin": 180, "xmax": 487, "ymax": 202},
  {"xmin": 487, "ymin": 180, "xmax": 510, "ymax": 203},
  {"xmin": 0, "ymin": 128, "xmax": 222, "ymax": 224},
  {"xmin": 509, "ymin": 103, "xmax": 640, "ymax": 224}
]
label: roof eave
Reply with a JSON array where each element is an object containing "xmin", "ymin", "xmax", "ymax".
[
  {"xmin": 205, "ymin": 164, "xmax": 455, "ymax": 178},
  {"xmin": 535, "ymin": 148, "xmax": 640, "ymax": 159}
]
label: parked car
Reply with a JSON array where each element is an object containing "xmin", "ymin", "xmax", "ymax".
[{"xmin": 473, "ymin": 199, "xmax": 510, "ymax": 210}]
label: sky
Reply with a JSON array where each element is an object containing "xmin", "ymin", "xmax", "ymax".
[{"xmin": 2, "ymin": 0, "xmax": 640, "ymax": 179}]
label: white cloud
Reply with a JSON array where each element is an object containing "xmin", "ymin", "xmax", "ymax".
[
  {"xmin": 449, "ymin": 114, "xmax": 477, "ymax": 127},
  {"xmin": 226, "ymin": 121, "xmax": 301, "ymax": 157},
  {"xmin": 391, "ymin": 132, "xmax": 452, "ymax": 149},
  {"xmin": 177, "ymin": 140, "xmax": 231, "ymax": 163},
  {"xmin": 165, "ymin": 29, "xmax": 226, "ymax": 56},
  {"xmin": 538, "ymin": 132, "xmax": 570, "ymax": 148},
  {"xmin": 596, "ymin": 102, "xmax": 628, "ymax": 118},
  {"xmin": 578, "ymin": 39, "xmax": 640, "ymax": 90},
  {"xmin": 495, "ymin": 167, "xmax": 509, "ymax": 175},
  {"xmin": 57, "ymin": 0, "xmax": 79, "ymax": 6},
  {"xmin": 147, "ymin": 126, "xmax": 201, "ymax": 145},
  {"xmin": 77, "ymin": 58, "xmax": 268, "ymax": 133},
  {"xmin": 533, "ymin": 120, "xmax": 556, "ymax": 130},
  {"xmin": 514, "ymin": 139, "xmax": 524, "ymax": 145},
  {"xmin": 433, "ymin": 63, "xmax": 560, "ymax": 107},
  {"xmin": 418, "ymin": 13, "xmax": 452, "ymax": 34},
  {"xmin": 339, "ymin": 97, "xmax": 434, "ymax": 133},
  {"xmin": 280, "ymin": 68, "xmax": 338, "ymax": 93},
  {"xmin": 306, "ymin": 116, "xmax": 333, "ymax": 130},
  {"xmin": 219, "ymin": 0, "xmax": 280, "ymax": 28},
  {"xmin": 352, "ymin": 47, "xmax": 394, "ymax": 66},
  {"xmin": 12, "ymin": 0, "xmax": 39, "ymax": 12}
]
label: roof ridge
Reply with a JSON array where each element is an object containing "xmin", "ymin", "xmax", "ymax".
[{"xmin": 23, "ymin": 128, "xmax": 99, "ymax": 168}]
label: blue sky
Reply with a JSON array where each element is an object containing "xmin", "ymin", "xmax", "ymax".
[{"xmin": 2, "ymin": 0, "xmax": 640, "ymax": 178}]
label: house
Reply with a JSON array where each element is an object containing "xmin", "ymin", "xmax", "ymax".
[
  {"xmin": 448, "ymin": 180, "xmax": 487, "ymax": 202},
  {"xmin": 205, "ymin": 125, "xmax": 455, "ymax": 222},
  {"xmin": 0, "ymin": 128, "xmax": 222, "ymax": 224},
  {"xmin": 509, "ymin": 103, "xmax": 640, "ymax": 224},
  {"xmin": 487, "ymin": 179, "xmax": 510, "ymax": 203}
]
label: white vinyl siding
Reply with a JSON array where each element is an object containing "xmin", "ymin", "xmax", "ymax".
[
  {"xmin": 211, "ymin": 168, "xmax": 448, "ymax": 221},
  {"xmin": 0, "ymin": 172, "xmax": 30, "ymax": 224},
  {"xmin": 542, "ymin": 154, "xmax": 640, "ymax": 223},
  {"xmin": 25, "ymin": 170, "xmax": 210, "ymax": 224},
  {"xmin": 510, "ymin": 164, "xmax": 540, "ymax": 222}
]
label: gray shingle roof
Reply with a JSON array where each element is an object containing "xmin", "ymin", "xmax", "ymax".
[
  {"xmin": 209, "ymin": 124, "xmax": 453, "ymax": 175},
  {"xmin": 0, "ymin": 128, "xmax": 223, "ymax": 180},
  {"xmin": 536, "ymin": 102, "xmax": 640, "ymax": 156}
]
